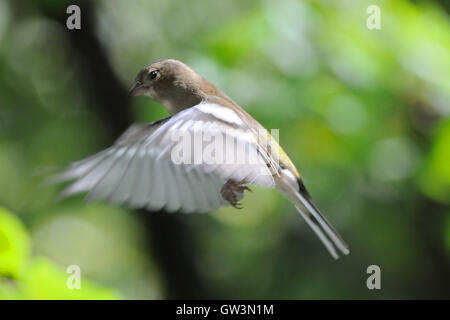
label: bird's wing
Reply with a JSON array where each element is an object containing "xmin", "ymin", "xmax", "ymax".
[
  {"xmin": 55, "ymin": 103, "xmax": 276, "ymax": 213},
  {"xmin": 205, "ymin": 94, "xmax": 299, "ymax": 179}
]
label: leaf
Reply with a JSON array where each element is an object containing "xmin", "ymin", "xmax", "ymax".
[
  {"xmin": 18, "ymin": 258, "xmax": 119, "ymax": 300},
  {"xmin": 418, "ymin": 120, "xmax": 450, "ymax": 203},
  {"xmin": 0, "ymin": 206, "xmax": 30, "ymax": 278}
]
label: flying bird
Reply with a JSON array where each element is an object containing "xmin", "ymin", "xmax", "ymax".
[{"xmin": 55, "ymin": 59, "xmax": 349, "ymax": 259}]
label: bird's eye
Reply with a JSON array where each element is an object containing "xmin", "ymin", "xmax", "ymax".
[{"xmin": 149, "ymin": 70, "xmax": 158, "ymax": 79}]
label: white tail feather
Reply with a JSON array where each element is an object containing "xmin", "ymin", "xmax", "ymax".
[
  {"xmin": 278, "ymin": 176, "xmax": 349, "ymax": 259},
  {"xmin": 294, "ymin": 191, "xmax": 349, "ymax": 257},
  {"xmin": 294, "ymin": 205, "xmax": 340, "ymax": 259}
]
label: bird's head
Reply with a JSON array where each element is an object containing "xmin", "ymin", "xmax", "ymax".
[{"xmin": 129, "ymin": 59, "xmax": 205, "ymax": 114}]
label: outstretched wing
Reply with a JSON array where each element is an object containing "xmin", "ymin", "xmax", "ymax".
[{"xmin": 54, "ymin": 103, "xmax": 276, "ymax": 213}]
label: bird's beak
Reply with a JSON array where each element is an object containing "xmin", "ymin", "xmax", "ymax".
[{"xmin": 128, "ymin": 81, "xmax": 145, "ymax": 97}]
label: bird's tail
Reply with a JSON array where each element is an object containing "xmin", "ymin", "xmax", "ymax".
[{"xmin": 279, "ymin": 179, "xmax": 349, "ymax": 259}]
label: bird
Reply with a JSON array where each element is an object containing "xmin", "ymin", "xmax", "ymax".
[{"xmin": 54, "ymin": 59, "xmax": 349, "ymax": 259}]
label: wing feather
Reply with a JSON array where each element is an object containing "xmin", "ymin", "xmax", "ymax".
[
  {"xmin": 109, "ymin": 145, "xmax": 141, "ymax": 206},
  {"xmin": 55, "ymin": 102, "xmax": 277, "ymax": 213}
]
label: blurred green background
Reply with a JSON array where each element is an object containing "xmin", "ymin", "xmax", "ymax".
[{"xmin": 0, "ymin": 0, "xmax": 449, "ymax": 299}]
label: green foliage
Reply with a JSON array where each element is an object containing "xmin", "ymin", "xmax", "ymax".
[
  {"xmin": 419, "ymin": 120, "xmax": 450, "ymax": 203},
  {"xmin": 0, "ymin": 207, "xmax": 119, "ymax": 299},
  {"xmin": 0, "ymin": 207, "xmax": 30, "ymax": 278}
]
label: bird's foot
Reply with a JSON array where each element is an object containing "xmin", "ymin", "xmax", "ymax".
[{"xmin": 220, "ymin": 180, "xmax": 251, "ymax": 209}]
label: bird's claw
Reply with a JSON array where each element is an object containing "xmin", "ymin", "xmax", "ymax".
[{"xmin": 220, "ymin": 180, "xmax": 250, "ymax": 209}]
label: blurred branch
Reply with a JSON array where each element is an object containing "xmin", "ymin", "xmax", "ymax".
[
  {"xmin": 432, "ymin": 0, "xmax": 450, "ymax": 14},
  {"xmin": 21, "ymin": 0, "xmax": 214, "ymax": 298},
  {"xmin": 408, "ymin": 99, "xmax": 450, "ymax": 298},
  {"xmin": 410, "ymin": 1, "xmax": 450, "ymax": 15},
  {"xmin": 412, "ymin": 199, "xmax": 450, "ymax": 298}
]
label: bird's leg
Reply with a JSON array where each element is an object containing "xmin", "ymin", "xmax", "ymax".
[{"xmin": 220, "ymin": 179, "xmax": 251, "ymax": 209}]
